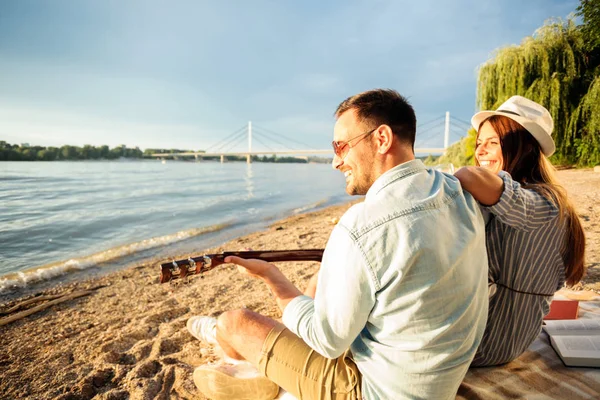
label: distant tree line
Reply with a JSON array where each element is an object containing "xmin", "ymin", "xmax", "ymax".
[
  {"xmin": 0, "ymin": 141, "xmax": 214, "ymax": 161},
  {"xmin": 0, "ymin": 141, "xmax": 332, "ymax": 163},
  {"xmin": 0, "ymin": 141, "xmax": 147, "ymax": 161},
  {"xmin": 256, "ymin": 155, "xmax": 308, "ymax": 163},
  {"xmin": 175, "ymin": 154, "xmax": 310, "ymax": 163},
  {"xmin": 143, "ymin": 148, "xmax": 197, "ymax": 156}
]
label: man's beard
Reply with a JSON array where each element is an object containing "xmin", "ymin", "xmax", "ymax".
[{"xmin": 346, "ymin": 172, "xmax": 372, "ymax": 196}]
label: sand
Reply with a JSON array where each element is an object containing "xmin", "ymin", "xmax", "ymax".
[{"xmin": 0, "ymin": 168, "xmax": 598, "ymax": 400}]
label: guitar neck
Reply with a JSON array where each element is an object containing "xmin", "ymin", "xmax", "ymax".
[{"xmin": 160, "ymin": 249, "xmax": 324, "ymax": 283}]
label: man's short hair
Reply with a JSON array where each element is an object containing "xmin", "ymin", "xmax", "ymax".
[{"xmin": 335, "ymin": 89, "xmax": 417, "ymax": 149}]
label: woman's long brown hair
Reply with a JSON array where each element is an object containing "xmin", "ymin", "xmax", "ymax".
[{"xmin": 477, "ymin": 115, "xmax": 586, "ymax": 286}]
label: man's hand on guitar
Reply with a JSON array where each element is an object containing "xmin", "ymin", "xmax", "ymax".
[{"xmin": 224, "ymin": 256, "xmax": 280, "ymax": 280}]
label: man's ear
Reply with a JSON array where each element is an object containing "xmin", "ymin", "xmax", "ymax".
[{"xmin": 374, "ymin": 125, "xmax": 394, "ymax": 154}]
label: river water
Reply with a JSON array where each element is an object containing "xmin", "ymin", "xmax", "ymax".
[{"xmin": 0, "ymin": 160, "xmax": 348, "ymax": 296}]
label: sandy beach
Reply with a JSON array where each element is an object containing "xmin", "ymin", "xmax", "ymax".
[{"xmin": 1, "ymin": 168, "xmax": 599, "ymax": 400}]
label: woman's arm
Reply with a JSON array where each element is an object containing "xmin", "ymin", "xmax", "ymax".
[
  {"xmin": 455, "ymin": 166, "xmax": 558, "ymax": 231},
  {"xmin": 454, "ymin": 166, "xmax": 504, "ymax": 206}
]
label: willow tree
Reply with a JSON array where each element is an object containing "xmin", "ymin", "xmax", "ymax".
[{"xmin": 477, "ymin": 17, "xmax": 600, "ymax": 166}]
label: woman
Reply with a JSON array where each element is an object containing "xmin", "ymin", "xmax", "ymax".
[{"xmin": 455, "ymin": 95, "xmax": 586, "ymax": 366}]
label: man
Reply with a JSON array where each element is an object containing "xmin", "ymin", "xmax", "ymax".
[{"xmin": 188, "ymin": 89, "xmax": 489, "ymax": 399}]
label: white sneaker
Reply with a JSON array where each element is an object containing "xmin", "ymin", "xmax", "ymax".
[
  {"xmin": 187, "ymin": 316, "xmax": 218, "ymax": 345},
  {"xmin": 188, "ymin": 315, "xmax": 252, "ymax": 365},
  {"xmin": 276, "ymin": 390, "xmax": 298, "ymax": 400}
]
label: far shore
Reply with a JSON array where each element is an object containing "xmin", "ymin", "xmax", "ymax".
[{"xmin": 0, "ymin": 168, "xmax": 598, "ymax": 400}]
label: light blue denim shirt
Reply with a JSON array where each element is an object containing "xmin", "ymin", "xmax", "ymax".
[{"xmin": 283, "ymin": 159, "xmax": 489, "ymax": 400}]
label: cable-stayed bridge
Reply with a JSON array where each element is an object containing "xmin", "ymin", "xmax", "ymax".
[{"xmin": 151, "ymin": 113, "xmax": 472, "ymax": 163}]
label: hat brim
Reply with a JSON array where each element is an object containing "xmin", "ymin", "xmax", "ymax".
[{"xmin": 471, "ymin": 110, "xmax": 555, "ymax": 157}]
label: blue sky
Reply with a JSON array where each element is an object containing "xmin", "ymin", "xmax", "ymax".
[{"xmin": 0, "ymin": 0, "xmax": 579, "ymax": 152}]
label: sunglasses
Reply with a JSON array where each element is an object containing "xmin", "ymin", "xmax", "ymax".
[{"xmin": 331, "ymin": 128, "xmax": 376, "ymax": 159}]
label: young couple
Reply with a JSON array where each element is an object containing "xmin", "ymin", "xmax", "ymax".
[{"xmin": 186, "ymin": 89, "xmax": 585, "ymax": 400}]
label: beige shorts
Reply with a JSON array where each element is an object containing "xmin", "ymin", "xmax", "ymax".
[{"xmin": 258, "ymin": 324, "xmax": 362, "ymax": 400}]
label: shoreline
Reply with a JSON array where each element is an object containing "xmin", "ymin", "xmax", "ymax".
[
  {"xmin": 0, "ymin": 198, "xmax": 358, "ymax": 306},
  {"xmin": 0, "ymin": 168, "xmax": 598, "ymax": 399},
  {"xmin": 0, "ymin": 194, "xmax": 347, "ymax": 304}
]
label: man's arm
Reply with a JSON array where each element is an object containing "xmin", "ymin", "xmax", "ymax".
[
  {"xmin": 229, "ymin": 225, "xmax": 374, "ymax": 360},
  {"xmin": 224, "ymin": 256, "xmax": 302, "ymax": 312},
  {"xmin": 304, "ymin": 270, "xmax": 319, "ymax": 298},
  {"xmin": 454, "ymin": 166, "xmax": 504, "ymax": 206}
]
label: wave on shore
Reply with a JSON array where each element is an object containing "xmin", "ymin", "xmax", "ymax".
[
  {"xmin": 292, "ymin": 199, "xmax": 329, "ymax": 214},
  {"xmin": 0, "ymin": 223, "xmax": 230, "ymax": 293}
]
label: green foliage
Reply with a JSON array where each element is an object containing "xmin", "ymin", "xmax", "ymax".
[
  {"xmin": 570, "ymin": 75, "xmax": 600, "ymax": 165},
  {"xmin": 0, "ymin": 141, "xmax": 144, "ymax": 161},
  {"xmin": 422, "ymin": 154, "xmax": 436, "ymax": 165},
  {"xmin": 476, "ymin": 16, "xmax": 600, "ymax": 167},
  {"xmin": 143, "ymin": 148, "xmax": 197, "ymax": 155},
  {"xmin": 463, "ymin": 128, "xmax": 477, "ymax": 161},
  {"xmin": 425, "ymin": 129, "xmax": 477, "ymax": 168},
  {"xmin": 423, "ymin": 129, "xmax": 477, "ymax": 168},
  {"xmin": 577, "ymin": 0, "xmax": 600, "ymax": 50},
  {"xmin": 255, "ymin": 155, "xmax": 308, "ymax": 163}
]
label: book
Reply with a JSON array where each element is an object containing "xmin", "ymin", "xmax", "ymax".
[
  {"xmin": 544, "ymin": 299, "xmax": 579, "ymax": 320},
  {"xmin": 543, "ymin": 319, "xmax": 600, "ymax": 367}
]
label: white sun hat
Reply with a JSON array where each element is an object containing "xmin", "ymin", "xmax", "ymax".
[{"xmin": 471, "ymin": 95, "xmax": 556, "ymax": 157}]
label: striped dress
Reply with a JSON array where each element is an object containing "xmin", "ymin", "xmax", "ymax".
[{"xmin": 471, "ymin": 171, "xmax": 567, "ymax": 367}]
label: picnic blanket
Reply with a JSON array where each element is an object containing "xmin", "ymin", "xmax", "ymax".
[{"xmin": 458, "ymin": 290, "xmax": 600, "ymax": 400}]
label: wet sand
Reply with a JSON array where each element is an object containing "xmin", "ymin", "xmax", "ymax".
[{"xmin": 0, "ymin": 168, "xmax": 598, "ymax": 400}]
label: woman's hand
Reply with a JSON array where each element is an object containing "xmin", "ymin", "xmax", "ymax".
[{"xmin": 454, "ymin": 166, "xmax": 504, "ymax": 206}]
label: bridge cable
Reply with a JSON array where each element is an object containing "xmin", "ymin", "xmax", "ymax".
[
  {"xmin": 449, "ymin": 130, "xmax": 468, "ymax": 140},
  {"xmin": 251, "ymin": 128, "xmax": 303, "ymax": 150},
  {"xmin": 416, "ymin": 115, "xmax": 446, "ymax": 129},
  {"xmin": 206, "ymin": 126, "xmax": 248, "ymax": 151},
  {"xmin": 449, "ymin": 129, "xmax": 467, "ymax": 138},
  {"xmin": 417, "ymin": 129, "xmax": 444, "ymax": 142},
  {"xmin": 415, "ymin": 128, "xmax": 466, "ymax": 149},
  {"xmin": 450, "ymin": 118, "xmax": 471, "ymax": 128},
  {"xmin": 221, "ymin": 132, "xmax": 250, "ymax": 153},
  {"xmin": 450, "ymin": 126, "xmax": 468, "ymax": 136},
  {"xmin": 453, "ymin": 116, "xmax": 475, "ymax": 128},
  {"xmin": 250, "ymin": 134, "xmax": 275, "ymax": 151},
  {"xmin": 212, "ymin": 129, "xmax": 249, "ymax": 153},
  {"xmin": 205, "ymin": 125, "xmax": 248, "ymax": 152},
  {"xmin": 449, "ymin": 122, "xmax": 469, "ymax": 133},
  {"xmin": 450, "ymin": 122, "xmax": 472, "ymax": 134},
  {"xmin": 252, "ymin": 124, "xmax": 316, "ymax": 149},
  {"xmin": 449, "ymin": 122, "xmax": 471, "ymax": 136},
  {"xmin": 211, "ymin": 133, "xmax": 248, "ymax": 153},
  {"xmin": 205, "ymin": 125, "xmax": 246, "ymax": 150},
  {"xmin": 416, "ymin": 124, "xmax": 446, "ymax": 141}
]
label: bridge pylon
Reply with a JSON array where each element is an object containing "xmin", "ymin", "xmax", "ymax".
[{"xmin": 247, "ymin": 121, "xmax": 252, "ymax": 163}]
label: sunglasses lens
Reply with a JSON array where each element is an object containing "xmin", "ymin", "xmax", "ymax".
[
  {"xmin": 332, "ymin": 142, "xmax": 341, "ymax": 157},
  {"xmin": 332, "ymin": 141, "xmax": 351, "ymax": 158}
]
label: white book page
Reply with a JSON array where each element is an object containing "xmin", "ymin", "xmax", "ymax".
[
  {"xmin": 543, "ymin": 319, "xmax": 600, "ymax": 336},
  {"xmin": 550, "ymin": 335, "xmax": 600, "ymax": 367}
]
